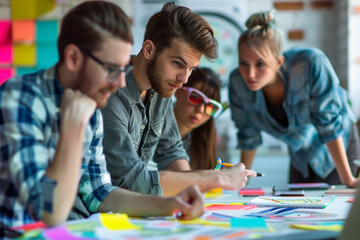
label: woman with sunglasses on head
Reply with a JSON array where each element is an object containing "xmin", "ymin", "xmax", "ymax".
[
  {"xmin": 229, "ymin": 10, "xmax": 360, "ymax": 187},
  {"xmin": 174, "ymin": 67, "xmax": 222, "ymax": 170}
]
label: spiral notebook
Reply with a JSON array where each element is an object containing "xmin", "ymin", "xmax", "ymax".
[{"xmin": 248, "ymin": 195, "xmax": 335, "ymax": 209}]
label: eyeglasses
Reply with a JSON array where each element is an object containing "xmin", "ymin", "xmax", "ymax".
[
  {"xmin": 80, "ymin": 48, "xmax": 133, "ymax": 83},
  {"xmin": 182, "ymin": 87, "xmax": 222, "ymax": 118}
]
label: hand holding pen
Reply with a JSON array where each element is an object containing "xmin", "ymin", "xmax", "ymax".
[{"xmin": 216, "ymin": 157, "xmax": 265, "ymax": 177}]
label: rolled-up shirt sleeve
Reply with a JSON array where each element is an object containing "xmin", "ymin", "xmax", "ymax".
[
  {"xmin": 78, "ymin": 111, "xmax": 117, "ymax": 212},
  {"xmin": 308, "ymin": 49, "xmax": 345, "ymax": 143}
]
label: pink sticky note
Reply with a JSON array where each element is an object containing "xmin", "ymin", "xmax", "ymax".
[
  {"xmin": 0, "ymin": 68, "xmax": 14, "ymax": 85},
  {"xmin": 205, "ymin": 204, "xmax": 254, "ymax": 210},
  {"xmin": 0, "ymin": 21, "xmax": 12, "ymax": 64},
  {"xmin": 44, "ymin": 226, "xmax": 94, "ymax": 240},
  {"xmin": 0, "ymin": 20, "xmax": 11, "ymax": 44}
]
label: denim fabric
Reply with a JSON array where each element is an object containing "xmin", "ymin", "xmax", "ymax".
[
  {"xmin": 102, "ymin": 71, "xmax": 189, "ymax": 195},
  {"xmin": 229, "ymin": 47, "xmax": 355, "ymax": 179}
]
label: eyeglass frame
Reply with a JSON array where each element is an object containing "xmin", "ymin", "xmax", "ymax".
[
  {"xmin": 79, "ymin": 47, "xmax": 134, "ymax": 83},
  {"xmin": 181, "ymin": 87, "xmax": 223, "ymax": 119}
]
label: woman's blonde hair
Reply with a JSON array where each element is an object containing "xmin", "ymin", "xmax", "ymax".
[{"xmin": 239, "ymin": 10, "xmax": 283, "ymax": 70}]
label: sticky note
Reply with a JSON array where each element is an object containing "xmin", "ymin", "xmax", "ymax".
[
  {"xmin": 44, "ymin": 226, "xmax": 93, "ymax": 240},
  {"xmin": 205, "ymin": 204, "xmax": 249, "ymax": 210},
  {"xmin": 0, "ymin": 45, "xmax": 12, "ymax": 64},
  {"xmin": 12, "ymin": 20, "xmax": 35, "ymax": 42},
  {"xmin": 0, "ymin": 20, "xmax": 11, "ymax": 44},
  {"xmin": 37, "ymin": 44, "xmax": 58, "ymax": 68},
  {"xmin": 13, "ymin": 44, "xmax": 36, "ymax": 66},
  {"xmin": 239, "ymin": 188, "xmax": 265, "ymax": 196},
  {"xmin": 0, "ymin": 21, "xmax": 12, "ymax": 64},
  {"xmin": 11, "ymin": 0, "xmax": 56, "ymax": 20},
  {"xmin": 230, "ymin": 218, "xmax": 268, "ymax": 229},
  {"xmin": 100, "ymin": 213, "xmax": 140, "ymax": 230},
  {"xmin": 36, "ymin": 20, "xmax": 58, "ymax": 44},
  {"xmin": 16, "ymin": 67, "xmax": 39, "ymax": 76},
  {"xmin": 0, "ymin": 68, "xmax": 14, "ymax": 85}
]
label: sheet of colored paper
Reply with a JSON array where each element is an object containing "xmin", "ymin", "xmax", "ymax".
[
  {"xmin": 0, "ymin": 21, "xmax": 12, "ymax": 64},
  {"xmin": 0, "ymin": 20, "xmax": 11, "ymax": 44},
  {"xmin": 11, "ymin": 0, "xmax": 56, "ymax": 20},
  {"xmin": 100, "ymin": 213, "xmax": 140, "ymax": 230},
  {"xmin": 44, "ymin": 226, "xmax": 93, "ymax": 240},
  {"xmin": 0, "ymin": 45, "xmax": 12, "ymax": 64},
  {"xmin": 289, "ymin": 223, "xmax": 343, "ymax": 232},
  {"xmin": 13, "ymin": 44, "xmax": 36, "ymax": 66},
  {"xmin": 36, "ymin": 20, "xmax": 58, "ymax": 44},
  {"xmin": 205, "ymin": 204, "xmax": 249, "ymax": 210},
  {"xmin": 0, "ymin": 68, "xmax": 14, "ymax": 84},
  {"xmin": 230, "ymin": 218, "xmax": 268, "ymax": 229},
  {"xmin": 12, "ymin": 221, "xmax": 45, "ymax": 231},
  {"xmin": 37, "ymin": 44, "xmax": 58, "ymax": 68},
  {"xmin": 239, "ymin": 188, "xmax": 265, "ymax": 196},
  {"xmin": 12, "ymin": 20, "xmax": 35, "ymax": 42}
]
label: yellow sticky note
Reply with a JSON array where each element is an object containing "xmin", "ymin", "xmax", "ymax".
[
  {"xmin": 11, "ymin": 0, "xmax": 55, "ymax": 20},
  {"xmin": 204, "ymin": 192, "xmax": 223, "ymax": 198},
  {"xmin": 100, "ymin": 213, "xmax": 140, "ymax": 230},
  {"xmin": 289, "ymin": 224, "xmax": 343, "ymax": 232},
  {"xmin": 13, "ymin": 44, "xmax": 36, "ymax": 66},
  {"xmin": 178, "ymin": 218, "xmax": 230, "ymax": 228},
  {"xmin": 208, "ymin": 188, "xmax": 222, "ymax": 194},
  {"xmin": 12, "ymin": 20, "xmax": 35, "ymax": 42}
]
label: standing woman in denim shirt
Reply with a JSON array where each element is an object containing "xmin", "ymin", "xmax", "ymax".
[
  {"xmin": 229, "ymin": 10, "xmax": 360, "ymax": 187},
  {"xmin": 174, "ymin": 67, "xmax": 222, "ymax": 170}
]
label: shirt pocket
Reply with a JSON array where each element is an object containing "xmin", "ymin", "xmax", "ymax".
[{"xmin": 140, "ymin": 119, "xmax": 165, "ymax": 162}]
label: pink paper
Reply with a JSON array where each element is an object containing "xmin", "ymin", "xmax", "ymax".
[
  {"xmin": 0, "ymin": 68, "xmax": 14, "ymax": 85},
  {"xmin": 44, "ymin": 226, "xmax": 93, "ymax": 240}
]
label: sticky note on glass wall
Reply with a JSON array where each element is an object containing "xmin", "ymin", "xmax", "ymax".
[
  {"xmin": 36, "ymin": 21, "xmax": 58, "ymax": 44},
  {"xmin": 12, "ymin": 20, "xmax": 35, "ymax": 43},
  {"xmin": 37, "ymin": 44, "xmax": 58, "ymax": 68},
  {"xmin": 11, "ymin": 0, "xmax": 55, "ymax": 20},
  {"xmin": 13, "ymin": 44, "xmax": 36, "ymax": 66},
  {"xmin": 0, "ymin": 21, "xmax": 12, "ymax": 64},
  {"xmin": 0, "ymin": 68, "xmax": 14, "ymax": 85}
]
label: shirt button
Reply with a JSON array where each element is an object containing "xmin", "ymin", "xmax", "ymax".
[{"xmin": 140, "ymin": 125, "xmax": 145, "ymax": 130}]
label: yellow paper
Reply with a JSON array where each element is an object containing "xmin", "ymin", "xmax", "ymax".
[
  {"xmin": 178, "ymin": 218, "xmax": 230, "ymax": 228},
  {"xmin": 204, "ymin": 192, "xmax": 223, "ymax": 198},
  {"xmin": 11, "ymin": 0, "xmax": 55, "ymax": 20},
  {"xmin": 100, "ymin": 213, "xmax": 140, "ymax": 230},
  {"xmin": 13, "ymin": 44, "xmax": 36, "ymax": 66},
  {"xmin": 289, "ymin": 224, "xmax": 343, "ymax": 232},
  {"xmin": 208, "ymin": 188, "xmax": 222, "ymax": 194}
]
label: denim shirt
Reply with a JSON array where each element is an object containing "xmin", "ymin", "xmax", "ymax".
[
  {"xmin": 229, "ymin": 47, "xmax": 355, "ymax": 178},
  {"xmin": 101, "ymin": 71, "xmax": 189, "ymax": 195}
]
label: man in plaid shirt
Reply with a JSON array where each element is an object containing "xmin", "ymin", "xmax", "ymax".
[{"xmin": 0, "ymin": 1, "xmax": 204, "ymax": 232}]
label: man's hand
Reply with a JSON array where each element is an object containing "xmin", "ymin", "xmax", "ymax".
[
  {"xmin": 218, "ymin": 163, "xmax": 257, "ymax": 190},
  {"xmin": 60, "ymin": 89, "xmax": 96, "ymax": 127},
  {"xmin": 170, "ymin": 185, "xmax": 204, "ymax": 220}
]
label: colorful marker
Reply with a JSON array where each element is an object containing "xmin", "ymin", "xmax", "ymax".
[{"xmin": 216, "ymin": 157, "xmax": 265, "ymax": 177}]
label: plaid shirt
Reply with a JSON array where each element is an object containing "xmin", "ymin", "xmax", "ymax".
[{"xmin": 0, "ymin": 67, "xmax": 116, "ymax": 227}]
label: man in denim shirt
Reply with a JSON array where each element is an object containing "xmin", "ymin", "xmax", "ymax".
[
  {"xmin": 0, "ymin": 1, "xmax": 206, "ymax": 230},
  {"xmin": 229, "ymin": 11, "xmax": 360, "ymax": 187},
  {"xmin": 102, "ymin": 2, "xmax": 257, "ymax": 196}
]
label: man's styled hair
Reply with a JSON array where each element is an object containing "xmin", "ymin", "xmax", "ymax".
[
  {"xmin": 57, "ymin": 1, "xmax": 133, "ymax": 63},
  {"xmin": 144, "ymin": 2, "xmax": 217, "ymax": 60}
]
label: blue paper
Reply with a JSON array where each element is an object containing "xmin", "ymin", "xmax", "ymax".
[
  {"xmin": 230, "ymin": 217, "xmax": 268, "ymax": 229},
  {"xmin": 36, "ymin": 20, "xmax": 58, "ymax": 44}
]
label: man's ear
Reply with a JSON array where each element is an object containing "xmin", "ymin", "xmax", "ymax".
[
  {"xmin": 142, "ymin": 40, "xmax": 156, "ymax": 61},
  {"xmin": 64, "ymin": 44, "xmax": 84, "ymax": 71}
]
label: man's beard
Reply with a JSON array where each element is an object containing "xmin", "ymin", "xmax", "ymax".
[{"xmin": 146, "ymin": 57, "xmax": 174, "ymax": 98}]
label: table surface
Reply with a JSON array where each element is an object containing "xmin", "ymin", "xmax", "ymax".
[{"xmin": 16, "ymin": 186, "xmax": 355, "ymax": 240}]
